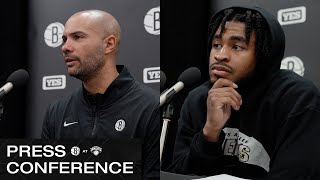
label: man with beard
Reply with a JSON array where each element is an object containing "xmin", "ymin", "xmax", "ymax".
[
  {"xmin": 41, "ymin": 10, "xmax": 159, "ymax": 179},
  {"xmin": 168, "ymin": 6, "xmax": 320, "ymax": 179}
]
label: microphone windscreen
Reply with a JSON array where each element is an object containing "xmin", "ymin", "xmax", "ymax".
[
  {"xmin": 7, "ymin": 69, "xmax": 30, "ymax": 87},
  {"xmin": 160, "ymin": 70, "xmax": 167, "ymax": 91},
  {"xmin": 177, "ymin": 67, "xmax": 201, "ymax": 87}
]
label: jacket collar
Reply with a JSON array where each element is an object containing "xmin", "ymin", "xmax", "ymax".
[{"xmin": 80, "ymin": 65, "xmax": 135, "ymax": 107}]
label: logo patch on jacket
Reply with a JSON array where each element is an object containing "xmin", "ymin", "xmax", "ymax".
[
  {"xmin": 63, "ymin": 121, "xmax": 78, "ymax": 127},
  {"xmin": 115, "ymin": 119, "xmax": 126, "ymax": 131},
  {"xmin": 222, "ymin": 127, "xmax": 270, "ymax": 172}
]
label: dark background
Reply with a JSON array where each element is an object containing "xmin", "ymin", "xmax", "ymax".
[
  {"xmin": 0, "ymin": 1, "xmax": 27, "ymax": 138},
  {"xmin": 161, "ymin": 0, "xmax": 209, "ymax": 169}
]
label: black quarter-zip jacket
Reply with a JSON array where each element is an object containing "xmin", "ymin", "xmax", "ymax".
[{"xmin": 42, "ymin": 65, "xmax": 160, "ymax": 179}]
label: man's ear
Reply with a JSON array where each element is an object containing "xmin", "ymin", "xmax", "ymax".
[{"xmin": 104, "ymin": 35, "xmax": 116, "ymax": 54}]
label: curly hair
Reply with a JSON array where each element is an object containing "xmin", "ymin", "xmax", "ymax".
[{"xmin": 208, "ymin": 8, "xmax": 271, "ymax": 62}]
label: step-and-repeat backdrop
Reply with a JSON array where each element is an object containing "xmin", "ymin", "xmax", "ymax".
[{"xmin": 26, "ymin": 0, "xmax": 160, "ymax": 138}]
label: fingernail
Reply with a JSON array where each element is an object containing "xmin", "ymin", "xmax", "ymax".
[
  {"xmin": 240, "ymin": 100, "xmax": 243, "ymax": 105},
  {"xmin": 233, "ymin": 83, "xmax": 238, "ymax": 88}
]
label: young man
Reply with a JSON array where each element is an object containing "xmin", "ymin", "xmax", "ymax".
[
  {"xmin": 168, "ymin": 6, "xmax": 320, "ymax": 179},
  {"xmin": 41, "ymin": 10, "xmax": 159, "ymax": 179}
]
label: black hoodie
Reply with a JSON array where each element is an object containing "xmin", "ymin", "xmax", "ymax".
[{"xmin": 168, "ymin": 6, "xmax": 320, "ymax": 179}]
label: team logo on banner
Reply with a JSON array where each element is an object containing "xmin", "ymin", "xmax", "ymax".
[
  {"xmin": 278, "ymin": 6, "xmax": 306, "ymax": 25},
  {"xmin": 42, "ymin": 75, "xmax": 66, "ymax": 90},
  {"xmin": 144, "ymin": 6, "xmax": 160, "ymax": 35},
  {"xmin": 143, "ymin": 67, "xmax": 160, "ymax": 83},
  {"xmin": 280, "ymin": 56, "xmax": 305, "ymax": 76},
  {"xmin": 44, "ymin": 22, "xmax": 65, "ymax": 47}
]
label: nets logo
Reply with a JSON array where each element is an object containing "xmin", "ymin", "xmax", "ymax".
[
  {"xmin": 143, "ymin": 67, "xmax": 160, "ymax": 83},
  {"xmin": 144, "ymin": 6, "xmax": 160, "ymax": 35},
  {"xmin": 278, "ymin": 6, "xmax": 306, "ymax": 25},
  {"xmin": 44, "ymin": 22, "xmax": 64, "ymax": 47},
  {"xmin": 42, "ymin": 75, "xmax": 66, "ymax": 90},
  {"xmin": 70, "ymin": 146, "xmax": 81, "ymax": 156},
  {"xmin": 115, "ymin": 119, "xmax": 126, "ymax": 132},
  {"xmin": 280, "ymin": 56, "xmax": 305, "ymax": 76}
]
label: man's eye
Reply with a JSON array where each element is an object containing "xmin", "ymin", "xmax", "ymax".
[
  {"xmin": 212, "ymin": 44, "xmax": 222, "ymax": 49},
  {"xmin": 233, "ymin": 45, "xmax": 243, "ymax": 51},
  {"xmin": 74, "ymin": 35, "xmax": 84, "ymax": 40}
]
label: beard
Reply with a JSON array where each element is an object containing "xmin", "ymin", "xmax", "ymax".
[{"xmin": 68, "ymin": 47, "xmax": 105, "ymax": 82}]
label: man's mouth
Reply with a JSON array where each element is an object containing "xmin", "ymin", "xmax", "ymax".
[
  {"xmin": 211, "ymin": 64, "xmax": 232, "ymax": 77},
  {"xmin": 64, "ymin": 56, "xmax": 78, "ymax": 67},
  {"xmin": 212, "ymin": 64, "xmax": 232, "ymax": 72},
  {"xmin": 64, "ymin": 57, "xmax": 77, "ymax": 62}
]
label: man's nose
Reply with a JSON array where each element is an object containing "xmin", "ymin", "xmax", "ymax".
[
  {"xmin": 214, "ymin": 47, "xmax": 229, "ymax": 62},
  {"xmin": 61, "ymin": 39, "xmax": 74, "ymax": 53}
]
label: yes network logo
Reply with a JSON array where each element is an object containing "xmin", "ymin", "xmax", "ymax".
[
  {"xmin": 278, "ymin": 6, "xmax": 306, "ymax": 25},
  {"xmin": 143, "ymin": 67, "xmax": 160, "ymax": 83},
  {"xmin": 42, "ymin": 75, "xmax": 66, "ymax": 90}
]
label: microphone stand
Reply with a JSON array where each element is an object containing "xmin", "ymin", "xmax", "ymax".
[{"xmin": 160, "ymin": 103, "xmax": 174, "ymax": 162}]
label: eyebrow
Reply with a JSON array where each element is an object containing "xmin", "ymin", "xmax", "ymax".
[
  {"xmin": 63, "ymin": 31, "xmax": 87, "ymax": 37},
  {"xmin": 70, "ymin": 31, "xmax": 86, "ymax": 35},
  {"xmin": 213, "ymin": 34, "xmax": 247, "ymax": 43}
]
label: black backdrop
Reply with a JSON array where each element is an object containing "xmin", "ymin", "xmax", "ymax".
[
  {"xmin": 0, "ymin": 1, "xmax": 27, "ymax": 138},
  {"xmin": 161, "ymin": 0, "xmax": 209, "ymax": 169}
]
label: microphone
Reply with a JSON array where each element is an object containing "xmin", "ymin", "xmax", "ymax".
[
  {"xmin": 0, "ymin": 69, "xmax": 29, "ymax": 100},
  {"xmin": 160, "ymin": 67, "xmax": 201, "ymax": 106},
  {"xmin": 160, "ymin": 70, "xmax": 167, "ymax": 93}
]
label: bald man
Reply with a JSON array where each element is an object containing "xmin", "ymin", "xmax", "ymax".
[{"xmin": 41, "ymin": 10, "xmax": 160, "ymax": 179}]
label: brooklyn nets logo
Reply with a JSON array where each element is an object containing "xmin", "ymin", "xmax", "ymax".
[
  {"xmin": 280, "ymin": 56, "xmax": 305, "ymax": 76},
  {"xmin": 144, "ymin": 6, "xmax": 160, "ymax": 35},
  {"xmin": 70, "ymin": 146, "xmax": 80, "ymax": 156},
  {"xmin": 115, "ymin": 119, "xmax": 126, "ymax": 132},
  {"xmin": 44, "ymin": 22, "xmax": 64, "ymax": 48}
]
